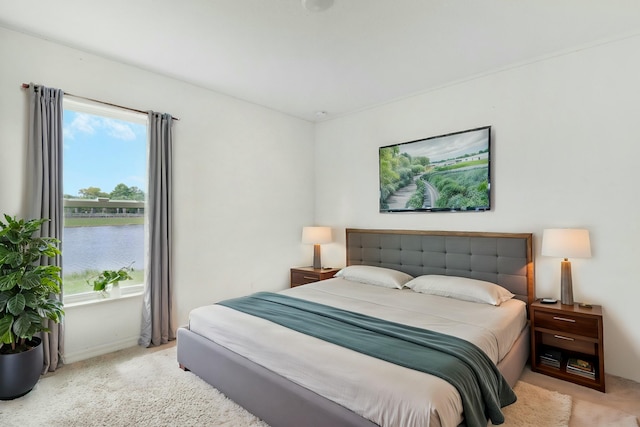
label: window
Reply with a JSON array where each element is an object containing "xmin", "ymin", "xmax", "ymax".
[{"xmin": 62, "ymin": 98, "xmax": 147, "ymax": 302}]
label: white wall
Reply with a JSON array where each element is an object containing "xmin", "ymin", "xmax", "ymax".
[
  {"xmin": 315, "ymin": 36, "xmax": 640, "ymax": 383},
  {"xmin": 0, "ymin": 27, "xmax": 316, "ymax": 359},
  {"xmin": 63, "ymin": 295, "xmax": 144, "ymax": 363}
]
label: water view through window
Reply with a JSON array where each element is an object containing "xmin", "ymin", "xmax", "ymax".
[
  {"xmin": 62, "ymin": 101, "xmax": 147, "ymax": 297},
  {"xmin": 63, "ymin": 225, "xmax": 144, "ymax": 276}
]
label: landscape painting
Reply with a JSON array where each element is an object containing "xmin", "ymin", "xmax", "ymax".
[{"xmin": 379, "ymin": 126, "xmax": 491, "ymax": 212}]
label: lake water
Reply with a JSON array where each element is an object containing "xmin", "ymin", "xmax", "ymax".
[{"xmin": 63, "ymin": 225, "xmax": 144, "ymax": 274}]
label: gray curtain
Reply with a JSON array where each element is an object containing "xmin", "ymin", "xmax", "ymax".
[
  {"xmin": 26, "ymin": 84, "xmax": 65, "ymax": 373},
  {"xmin": 139, "ymin": 112, "xmax": 175, "ymax": 347}
]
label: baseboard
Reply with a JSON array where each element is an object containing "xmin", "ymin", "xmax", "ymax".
[{"xmin": 63, "ymin": 337, "xmax": 140, "ymax": 364}]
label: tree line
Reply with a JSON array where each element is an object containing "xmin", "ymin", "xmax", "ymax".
[{"xmin": 63, "ymin": 183, "xmax": 145, "ymax": 201}]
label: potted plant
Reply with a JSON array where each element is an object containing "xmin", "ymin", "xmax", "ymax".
[
  {"xmin": 87, "ymin": 264, "xmax": 134, "ymax": 298},
  {"xmin": 0, "ymin": 214, "xmax": 64, "ymax": 400}
]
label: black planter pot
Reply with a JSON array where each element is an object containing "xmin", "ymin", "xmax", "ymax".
[{"xmin": 0, "ymin": 337, "xmax": 43, "ymax": 400}]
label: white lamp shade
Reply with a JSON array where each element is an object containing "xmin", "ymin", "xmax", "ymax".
[
  {"xmin": 541, "ymin": 229, "xmax": 591, "ymax": 259},
  {"xmin": 301, "ymin": 226, "xmax": 332, "ymax": 244}
]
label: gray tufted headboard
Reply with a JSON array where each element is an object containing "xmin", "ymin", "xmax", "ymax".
[{"xmin": 346, "ymin": 229, "xmax": 534, "ymax": 308}]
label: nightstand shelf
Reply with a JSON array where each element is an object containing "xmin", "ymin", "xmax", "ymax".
[
  {"xmin": 290, "ymin": 267, "xmax": 341, "ymax": 288},
  {"xmin": 530, "ymin": 300, "xmax": 605, "ymax": 392}
]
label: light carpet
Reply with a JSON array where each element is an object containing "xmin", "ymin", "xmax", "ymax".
[
  {"xmin": 495, "ymin": 381, "xmax": 571, "ymax": 427},
  {"xmin": 0, "ymin": 346, "xmax": 268, "ymax": 427},
  {"xmin": 1, "ymin": 345, "xmax": 575, "ymax": 427}
]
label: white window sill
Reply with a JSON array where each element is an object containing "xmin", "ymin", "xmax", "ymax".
[{"xmin": 64, "ymin": 284, "xmax": 144, "ymax": 308}]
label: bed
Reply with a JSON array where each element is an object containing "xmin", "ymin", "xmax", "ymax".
[{"xmin": 177, "ymin": 229, "xmax": 534, "ymax": 427}]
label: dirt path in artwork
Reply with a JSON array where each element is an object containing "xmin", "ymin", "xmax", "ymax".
[{"xmin": 385, "ymin": 178, "xmax": 417, "ymax": 210}]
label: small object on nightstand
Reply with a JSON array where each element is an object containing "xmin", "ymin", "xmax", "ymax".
[
  {"xmin": 579, "ymin": 302, "xmax": 593, "ymax": 308},
  {"xmin": 540, "ymin": 298, "xmax": 557, "ymax": 304}
]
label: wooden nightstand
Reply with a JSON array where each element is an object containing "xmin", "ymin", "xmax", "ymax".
[
  {"xmin": 530, "ymin": 300, "xmax": 605, "ymax": 392},
  {"xmin": 290, "ymin": 267, "xmax": 341, "ymax": 288}
]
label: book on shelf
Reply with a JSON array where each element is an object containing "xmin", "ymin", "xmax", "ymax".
[
  {"xmin": 566, "ymin": 357, "xmax": 595, "ymax": 378},
  {"xmin": 567, "ymin": 367, "xmax": 595, "ymax": 379},
  {"xmin": 539, "ymin": 347, "xmax": 562, "ymax": 368},
  {"xmin": 567, "ymin": 366, "xmax": 595, "ymax": 376},
  {"xmin": 540, "ymin": 359, "xmax": 560, "ymax": 369},
  {"xmin": 539, "ymin": 356, "xmax": 560, "ymax": 368},
  {"xmin": 567, "ymin": 357, "xmax": 594, "ymax": 372}
]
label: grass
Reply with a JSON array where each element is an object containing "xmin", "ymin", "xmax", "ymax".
[
  {"xmin": 64, "ymin": 268, "xmax": 145, "ymax": 295},
  {"xmin": 64, "ymin": 217, "xmax": 144, "ymax": 227}
]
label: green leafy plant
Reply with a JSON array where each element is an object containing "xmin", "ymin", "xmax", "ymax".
[
  {"xmin": 0, "ymin": 214, "xmax": 64, "ymax": 354},
  {"xmin": 87, "ymin": 263, "xmax": 134, "ymax": 294}
]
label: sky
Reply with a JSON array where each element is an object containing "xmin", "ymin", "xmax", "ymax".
[
  {"xmin": 63, "ymin": 110, "xmax": 147, "ymax": 198},
  {"xmin": 395, "ymin": 127, "xmax": 489, "ymax": 163}
]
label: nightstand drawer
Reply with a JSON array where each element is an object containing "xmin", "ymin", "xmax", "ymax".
[
  {"xmin": 540, "ymin": 332, "xmax": 596, "ymax": 355},
  {"xmin": 291, "ymin": 271, "xmax": 320, "ymax": 285},
  {"xmin": 290, "ymin": 267, "xmax": 341, "ymax": 288},
  {"xmin": 535, "ymin": 311, "xmax": 598, "ymax": 338}
]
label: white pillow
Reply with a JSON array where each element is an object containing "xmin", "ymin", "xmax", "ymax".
[
  {"xmin": 405, "ymin": 274, "xmax": 514, "ymax": 306},
  {"xmin": 334, "ymin": 265, "xmax": 413, "ymax": 289}
]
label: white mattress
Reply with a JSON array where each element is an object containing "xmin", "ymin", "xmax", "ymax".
[{"xmin": 188, "ymin": 278, "xmax": 527, "ymax": 427}]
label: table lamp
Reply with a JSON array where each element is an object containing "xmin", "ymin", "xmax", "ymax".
[
  {"xmin": 541, "ymin": 228, "xmax": 591, "ymax": 305},
  {"xmin": 302, "ymin": 226, "xmax": 332, "ymax": 269}
]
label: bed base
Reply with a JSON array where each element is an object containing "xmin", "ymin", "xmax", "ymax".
[
  {"xmin": 497, "ymin": 324, "xmax": 530, "ymax": 387},
  {"xmin": 177, "ymin": 327, "xmax": 378, "ymax": 427},
  {"xmin": 177, "ymin": 324, "xmax": 529, "ymax": 427}
]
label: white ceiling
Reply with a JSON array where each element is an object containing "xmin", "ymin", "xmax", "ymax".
[{"xmin": 2, "ymin": 0, "xmax": 640, "ymax": 122}]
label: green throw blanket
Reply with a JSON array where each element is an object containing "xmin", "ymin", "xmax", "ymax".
[{"xmin": 217, "ymin": 291, "xmax": 516, "ymax": 427}]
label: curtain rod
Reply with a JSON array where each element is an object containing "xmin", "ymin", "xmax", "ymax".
[{"xmin": 21, "ymin": 83, "xmax": 180, "ymax": 121}]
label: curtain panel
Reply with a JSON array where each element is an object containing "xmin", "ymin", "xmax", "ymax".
[
  {"xmin": 26, "ymin": 84, "xmax": 65, "ymax": 373},
  {"xmin": 139, "ymin": 112, "xmax": 175, "ymax": 347}
]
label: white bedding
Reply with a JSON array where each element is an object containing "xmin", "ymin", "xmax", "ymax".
[{"xmin": 188, "ymin": 278, "xmax": 527, "ymax": 427}]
